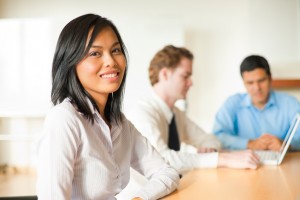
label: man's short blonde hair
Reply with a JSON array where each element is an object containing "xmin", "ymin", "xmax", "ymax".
[{"xmin": 149, "ymin": 45, "xmax": 193, "ymax": 86}]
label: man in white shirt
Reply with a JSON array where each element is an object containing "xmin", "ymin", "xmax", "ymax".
[{"xmin": 127, "ymin": 45, "xmax": 259, "ymax": 173}]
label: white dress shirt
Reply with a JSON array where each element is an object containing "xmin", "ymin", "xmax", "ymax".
[
  {"xmin": 126, "ymin": 91, "xmax": 221, "ymax": 173},
  {"xmin": 36, "ymin": 98, "xmax": 179, "ymax": 200}
]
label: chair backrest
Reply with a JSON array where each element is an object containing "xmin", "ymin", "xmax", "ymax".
[{"xmin": 0, "ymin": 196, "xmax": 37, "ymax": 200}]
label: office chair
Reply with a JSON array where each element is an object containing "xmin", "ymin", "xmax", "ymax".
[{"xmin": 0, "ymin": 196, "xmax": 37, "ymax": 200}]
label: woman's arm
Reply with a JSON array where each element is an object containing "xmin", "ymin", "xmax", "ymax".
[{"xmin": 128, "ymin": 120, "xmax": 179, "ymax": 200}]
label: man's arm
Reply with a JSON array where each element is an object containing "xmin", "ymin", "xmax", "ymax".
[
  {"xmin": 127, "ymin": 106, "xmax": 219, "ymax": 172},
  {"xmin": 288, "ymin": 99, "xmax": 300, "ymax": 150},
  {"xmin": 175, "ymin": 107, "xmax": 221, "ymax": 151},
  {"xmin": 218, "ymin": 150, "xmax": 259, "ymax": 169},
  {"xmin": 212, "ymin": 97, "xmax": 249, "ymax": 150}
]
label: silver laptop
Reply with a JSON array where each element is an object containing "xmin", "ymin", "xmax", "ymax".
[{"xmin": 255, "ymin": 113, "xmax": 300, "ymax": 165}]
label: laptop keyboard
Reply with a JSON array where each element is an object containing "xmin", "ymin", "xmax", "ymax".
[{"xmin": 255, "ymin": 150, "xmax": 278, "ymax": 160}]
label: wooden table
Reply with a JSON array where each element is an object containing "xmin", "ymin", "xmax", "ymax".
[
  {"xmin": 162, "ymin": 152, "xmax": 300, "ymax": 200},
  {"xmin": 1, "ymin": 153, "xmax": 299, "ymax": 199},
  {"xmin": 0, "ymin": 170, "xmax": 36, "ymax": 197}
]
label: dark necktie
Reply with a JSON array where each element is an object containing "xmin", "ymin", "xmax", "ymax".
[{"xmin": 168, "ymin": 115, "xmax": 180, "ymax": 151}]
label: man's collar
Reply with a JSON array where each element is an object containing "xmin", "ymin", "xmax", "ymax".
[
  {"xmin": 241, "ymin": 90, "xmax": 275, "ymax": 109},
  {"xmin": 152, "ymin": 90, "xmax": 173, "ymax": 124}
]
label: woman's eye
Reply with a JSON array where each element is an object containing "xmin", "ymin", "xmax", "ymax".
[
  {"xmin": 89, "ymin": 51, "xmax": 101, "ymax": 57},
  {"xmin": 112, "ymin": 48, "xmax": 121, "ymax": 54}
]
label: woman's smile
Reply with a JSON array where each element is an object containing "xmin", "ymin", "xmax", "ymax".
[{"xmin": 99, "ymin": 70, "xmax": 120, "ymax": 81}]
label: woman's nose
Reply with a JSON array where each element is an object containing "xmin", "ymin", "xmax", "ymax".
[{"xmin": 103, "ymin": 53, "xmax": 115, "ymax": 67}]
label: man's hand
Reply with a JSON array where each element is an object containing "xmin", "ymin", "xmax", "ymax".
[
  {"xmin": 247, "ymin": 137, "xmax": 269, "ymax": 150},
  {"xmin": 218, "ymin": 150, "xmax": 260, "ymax": 169},
  {"xmin": 260, "ymin": 133, "xmax": 282, "ymax": 151},
  {"xmin": 247, "ymin": 133, "xmax": 282, "ymax": 151}
]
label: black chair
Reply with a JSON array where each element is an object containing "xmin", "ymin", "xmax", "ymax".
[{"xmin": 0, "ymin": 196, "xmax": 37, "ymax": 200}]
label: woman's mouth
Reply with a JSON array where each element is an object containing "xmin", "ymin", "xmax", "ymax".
[{"xmin": 100, "ymin": 72, "xmax": 119, "ymax": 79}]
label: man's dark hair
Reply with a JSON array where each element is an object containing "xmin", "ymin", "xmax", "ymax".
[{"xmin": 240, "ymin": 55, "xmax": 271, "ymax": 78}]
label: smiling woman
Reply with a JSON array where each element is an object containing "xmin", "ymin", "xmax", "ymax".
[
  {"xmin": 36, "ymin": 13, "xmax": 179, "ymax": 200},
  {"xmin": 76, "ymin": 26, "xmax": 126, "ymax": 119},
  {"xmin": 0, "ymin": 14, "xmax": 184, "ymax": 199}
]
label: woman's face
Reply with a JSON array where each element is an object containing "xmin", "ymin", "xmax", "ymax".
[{"xmin": 76, "ymin": 26, "xmax": 126, "ymax": 102}]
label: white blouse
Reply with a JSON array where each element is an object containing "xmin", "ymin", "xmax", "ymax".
[{"xmin": 36, "ymin": 99, "xmax": 179, "ymax": 200}]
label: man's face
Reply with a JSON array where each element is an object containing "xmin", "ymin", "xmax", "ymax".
[
  {"xmin": 166, "ymin": 57, "xmax": 193, "ymax": 100},
  {"xmin": 242, "ymin": 68, "xmax": 271, "ymax": 108}
]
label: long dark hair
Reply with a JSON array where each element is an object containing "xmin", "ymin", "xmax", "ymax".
[{"xmin": 51, "ymin": 13, "xmax": 128, "ymax": 124}]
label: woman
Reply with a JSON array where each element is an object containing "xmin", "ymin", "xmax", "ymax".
[{"xmin": 36, "ymin": 14, "xmax": 179, "ymax": 200}]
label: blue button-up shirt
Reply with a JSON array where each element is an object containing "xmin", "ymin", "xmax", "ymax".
[{"xmin": 213, "ymin": 91, "xmax": 300, "ymax": 150}]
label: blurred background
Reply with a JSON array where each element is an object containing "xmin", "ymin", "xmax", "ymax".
[{"xmin": 0, "ymin": 0, "xmax": 299, "ymax": 169}]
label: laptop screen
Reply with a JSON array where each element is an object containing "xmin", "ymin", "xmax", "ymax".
[{"xmin": 277, "ymin": 113, "xmax": 300, "ymax": 163}]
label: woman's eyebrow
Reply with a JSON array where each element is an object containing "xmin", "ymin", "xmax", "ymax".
[
  {"xmin": 90, "ymin": 45, "xmax": 103, "ymax": 49},
  {"xmin": 111, "ymin": 41, "xmax": 121, "ymax": 47},
  {"xmin": 90, "ymin": 41, "xmax": 120, "ymax": 49}
]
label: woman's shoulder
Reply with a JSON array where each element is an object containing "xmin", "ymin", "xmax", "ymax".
[
  {"xmin": 119, "ymin": 113, "xmax": 137, "ymax": 131},
  {"xmin": 46, "ymin": 100, "xmax": 80, "ymax": 122}
]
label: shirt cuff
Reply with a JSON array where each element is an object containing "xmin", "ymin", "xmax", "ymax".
[
  {"xmin": 196, "ymin": 152, "xmax": 219, "ymax": 168},
  {"xmin": 180, "ymin": 142, "xmax": 198, "ymax": 153}
]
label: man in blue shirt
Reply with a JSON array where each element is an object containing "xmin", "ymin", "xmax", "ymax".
[{"xmin": 213, "ymin": 55, "xmax": 300, "ymax": 150}]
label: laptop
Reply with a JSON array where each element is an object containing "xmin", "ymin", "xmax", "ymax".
[{"xmin": 255, "ymin": 113, "xmax": 300, "ymax": 165}]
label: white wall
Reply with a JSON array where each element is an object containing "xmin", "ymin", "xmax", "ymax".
[{"xmin": 0, "ymin": 0, "xmax": 299, "ymax": 132}]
